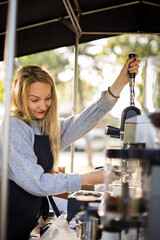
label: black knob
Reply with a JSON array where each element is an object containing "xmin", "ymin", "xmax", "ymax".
[{"xmin": 105, "ymin": 125, "xmax": 120, "ymax": 138}]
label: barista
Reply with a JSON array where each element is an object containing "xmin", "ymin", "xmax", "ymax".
[{"xmin": 0, "ymin": 55, "xmax": 140, "ymax": 240}]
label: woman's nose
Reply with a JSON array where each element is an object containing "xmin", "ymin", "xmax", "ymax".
[{"xmin": 39, "ymin": 101, "xmax": 47, "ymax": 110}]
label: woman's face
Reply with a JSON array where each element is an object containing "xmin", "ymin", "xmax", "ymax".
[{"xmin": 28, "ymin": 81, "xmax": 52, "ymax": 120}]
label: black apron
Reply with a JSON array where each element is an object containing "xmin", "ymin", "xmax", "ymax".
[{"xmin": 7, "ymin": 135, "xmax": 53, "ymax": 240}]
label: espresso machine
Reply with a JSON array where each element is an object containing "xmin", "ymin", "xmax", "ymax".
[
  {"xmin": 74, "ymin": 54, "xmax": 160, "ymax": 240},
  {"xmin": 102, "ymin": 54, "xmax": 160, "ymax": 240}
]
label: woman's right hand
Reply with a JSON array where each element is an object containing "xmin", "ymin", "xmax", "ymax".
[
  {"xmin": 80, "ymin": 168, "xmax": 120, "ymax": 186},
  {"xmin": 107, "ymin": 170, "xmax": 120, "ymax": 185},
  {"xmin": 80, "ymin": 168, "xmax": 104, "ymax": 186}
]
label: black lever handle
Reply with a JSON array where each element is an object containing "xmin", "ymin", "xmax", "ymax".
[
  {"xmin": 128, "ymin": 53, "xmax": 136, "ymax": 106},
  {"xmin": 128, "ymin": 53, "xmax": 136, "ymax": 78}
]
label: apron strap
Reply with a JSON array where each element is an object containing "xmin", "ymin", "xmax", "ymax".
[{"xmin": 48, "ymin": 196, "xmax": 61, "ymax": 217}]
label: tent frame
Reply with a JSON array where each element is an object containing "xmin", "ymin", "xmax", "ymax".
[{"xmin": 1, "ymin": 1, "xmax": 160, "ymax": 37}]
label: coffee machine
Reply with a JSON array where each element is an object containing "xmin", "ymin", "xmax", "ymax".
[
  {"xmin": 102, "ymin": 113, "xmax": 160, "ymax": 240},
  {"xmin": 74, "ymin": 54, "xmax": 160, "ymax": 240},
  {"xmin": 102, "ymin": 54, "xmax": 160, "ymax": 240}
]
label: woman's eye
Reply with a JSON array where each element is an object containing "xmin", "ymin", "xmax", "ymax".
[
  {"xmin": 31, "ymin": 99, "xmax": 38, "ymax": 103},
  {"xmin": 45, "ymin": 97, "xmax": 51, "ymax": 101}
]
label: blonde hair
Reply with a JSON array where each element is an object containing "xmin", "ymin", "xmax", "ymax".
[{"xmin": 10, "ymin": 65, "xmax": 60, "ymax": 169}]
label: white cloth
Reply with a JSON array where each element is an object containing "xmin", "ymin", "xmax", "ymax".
[{"xmin": 41, "ymin": 213, "xmax": 78, "ymax": 240}]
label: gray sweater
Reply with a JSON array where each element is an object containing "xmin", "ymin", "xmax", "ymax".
[{"xmin": 0, "ymin": 92, "xmax": 116, "ymax": 197}]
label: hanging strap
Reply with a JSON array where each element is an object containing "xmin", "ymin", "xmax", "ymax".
[{"xmin": 48, "ymin": 196, "xmax": 61, "ymax": 217}]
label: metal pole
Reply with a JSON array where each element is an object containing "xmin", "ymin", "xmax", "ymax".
[
  {"xmin": 70, "ymin": 33, "xmax": 79, "ymax": 173},
  {"xmin": 0, "ymin": 1, "xmax": 17, "ymax": 240},
  {"xmin": 61, "ymin": 0, "xmax": 81, "ymax": 173}
]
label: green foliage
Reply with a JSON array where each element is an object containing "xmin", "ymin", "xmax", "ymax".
[
  {"xmin": 16, "ymin": 49, "xmax": 74, "ymax": 102},
  {"xmin": 0, "ymin": 80, "xmax": 4, "ymax": 102},
  {"xmin": 17, "ymin": 46, "xmax": 97, "ymax": 103},
  {"xmin": 101, "ymin": 34, "xmax": 160, "ymax": 64},
  {"xmin": 101, "ymin": 34, "xmax": 160, "ymax": 110},
  {"xmin": 17, "ymin": 50, "xmax": 69, "ymax": 86}
]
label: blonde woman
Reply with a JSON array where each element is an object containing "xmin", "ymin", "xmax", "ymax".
[{"xmin": 0, "ymin": 55, "xmax": 139, "ymax": 240}]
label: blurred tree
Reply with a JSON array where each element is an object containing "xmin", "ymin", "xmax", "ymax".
[
  {"xmin": 100, "ymin": 34, "xmax": 160, "ymax": 112},
  {"xmin": 17, "ymin": 50, "xmax": 68, "ymax": 85},
  {"xmin": 101, "ymin": 35, "xmax": 160, "ymax": 64},
  {"xmin": 0, "ymin": 80, "xmax": 4, "ymax": 102},
  {"xmin": 17, "ymin": 50, "xmax": 74, "ymax": 104},
  {"xmin": 17, "ymin": 46, "xmax": 97, "ymax": 105}
]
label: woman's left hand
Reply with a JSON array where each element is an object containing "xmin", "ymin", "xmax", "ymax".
[
  {"xmin": 105, "ymin": 54, "xmax": 140, "ymax": 101},
  {"xmin": 119, "ymin": 54, "xmax": 140, "ymax": 86}
]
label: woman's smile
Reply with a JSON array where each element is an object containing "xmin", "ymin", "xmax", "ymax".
[{"xmin": 37, "ymin": 111, "xmax": 45, "ymax": 114}]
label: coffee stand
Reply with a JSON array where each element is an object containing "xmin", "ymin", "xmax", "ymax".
[{"xmin": 0, "ymin": 1, "xmax": 160, "ymax": 239}]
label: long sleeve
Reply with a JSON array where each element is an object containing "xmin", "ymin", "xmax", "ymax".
[
  {"xmin": 0, "ymin": 117, "xmax": 81, "ymax": 197},
  {"xmin": 60, "ymin": 91, "xmax": 117, "ymax": 150}
]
